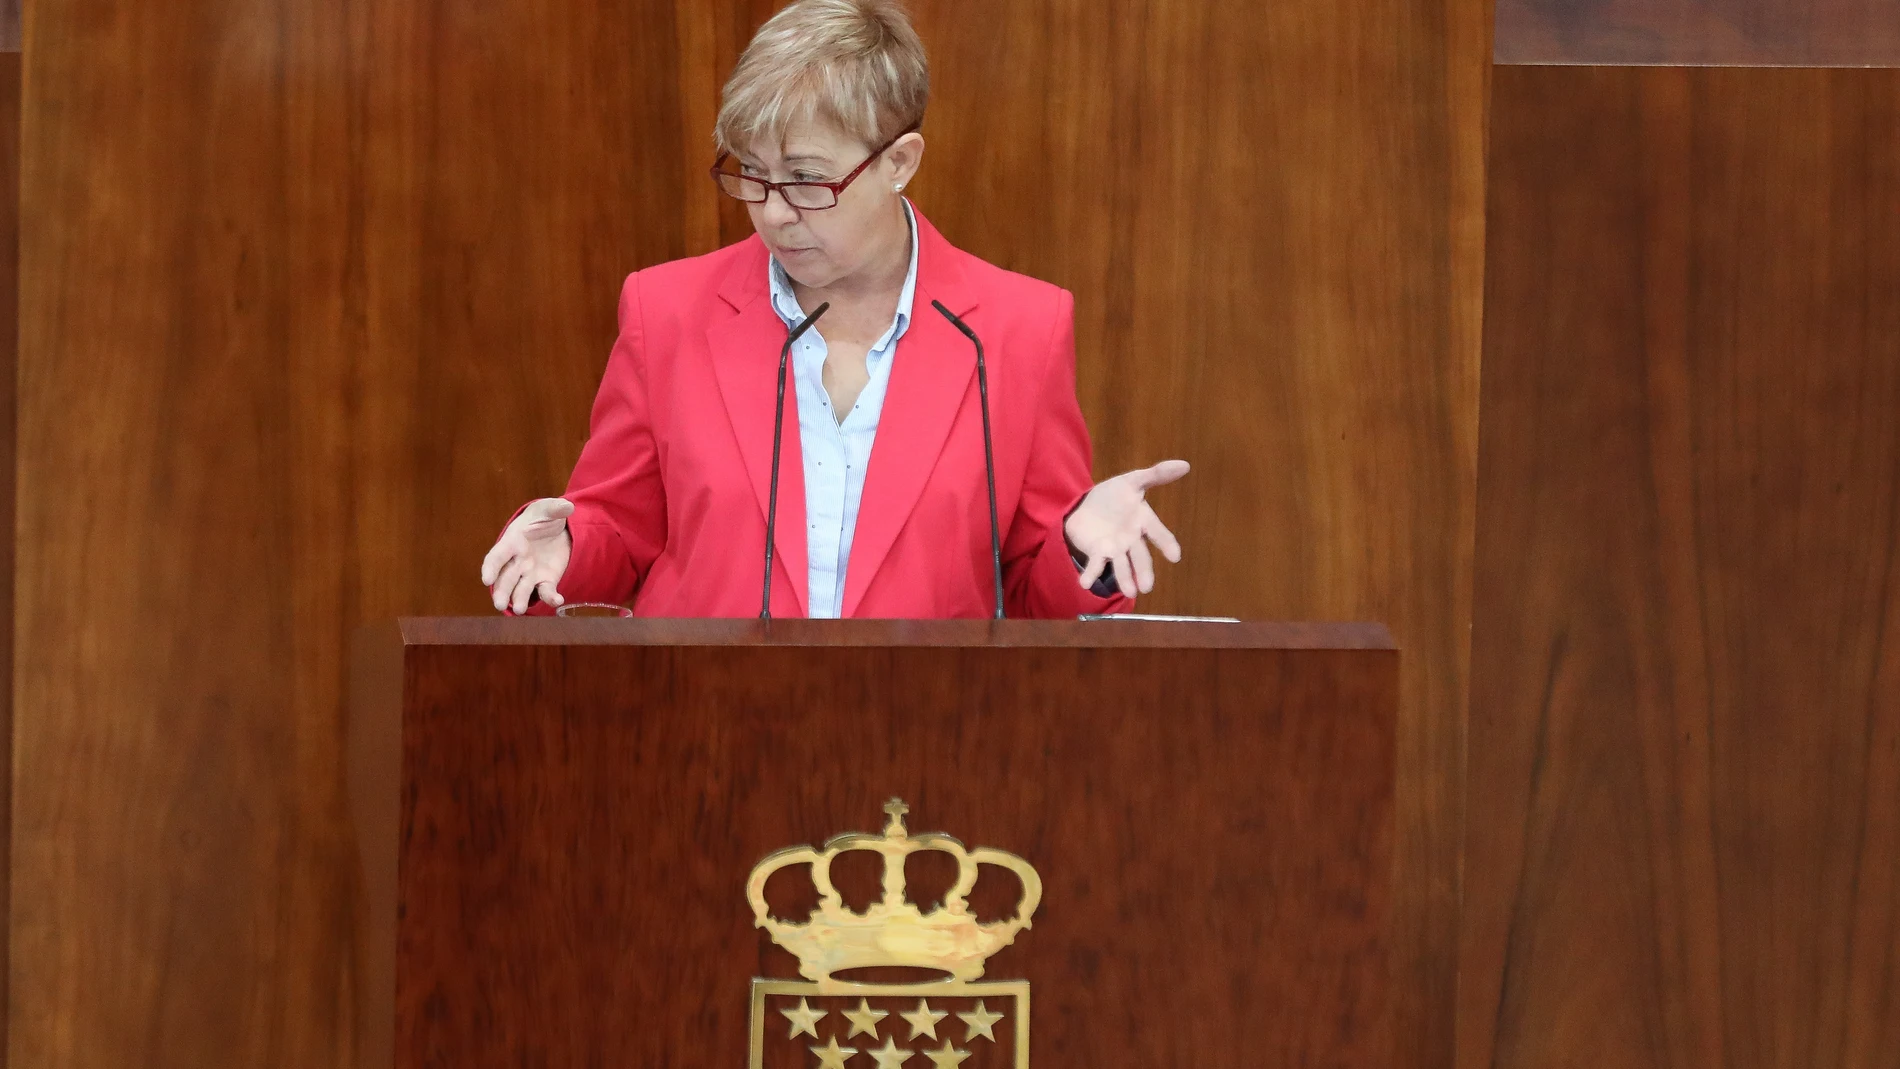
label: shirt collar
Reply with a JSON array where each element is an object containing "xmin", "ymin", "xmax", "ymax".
[{"xmin": 767, "ymin": 198, "xmax": 920, "ymax": 348}]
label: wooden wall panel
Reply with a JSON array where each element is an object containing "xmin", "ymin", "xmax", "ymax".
[
  {"xmin": 905, "ymin": 4, "xmax": 1486, "ymax": 1065},
  {"xmin": 1495, "ymin": 0, "xmax": 1900, "ymax": 65},
  {"xmin": 11, "ymin": 1, "xmax": 689, "ymax": 1065},
  {"xmin": 14, "ymin": 0, "xmax": 1486, "ymax": 1066},
  {"xmin": 1462, "ymin": 64, "xmax": 1900, "ymax": 1069},
  {"xmin": 0, "ymin": 42, "xmax": 17, "ymax": 1069}
]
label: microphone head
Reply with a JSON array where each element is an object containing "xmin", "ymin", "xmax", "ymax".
[
  {"xmin": 785, "ymin": 301, "xmax": 830, "ymax": 346},
  {"xmin": 932, "ymin": 299, "xmax": 979, "ymax": 342}
]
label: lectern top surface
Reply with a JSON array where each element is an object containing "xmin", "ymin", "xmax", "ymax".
[{"xmin": 394, "ymin": 616, "xmax": 1394, "ymax": 651}]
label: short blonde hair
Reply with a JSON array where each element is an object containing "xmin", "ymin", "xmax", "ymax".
[{"xmin": 715, "ymin": 0, "xmax": 929, "ymax": 156}]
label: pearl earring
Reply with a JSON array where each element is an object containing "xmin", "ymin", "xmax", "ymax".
[{"xmin": 894, "ymin": 183, "xmax": 905, "ymax": 192}]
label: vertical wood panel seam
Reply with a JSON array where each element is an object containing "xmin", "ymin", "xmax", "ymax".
[{"xmin": 1, "ymin": 44, "xmax": 19, "ymax": 1069}]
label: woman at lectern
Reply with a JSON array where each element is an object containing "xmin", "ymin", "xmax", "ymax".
[{"xmin": 481, "ymin": 0, "xmax": 1187, "ymax": 619}]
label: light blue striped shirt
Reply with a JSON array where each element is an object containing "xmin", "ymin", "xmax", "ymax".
[{"xmin": 767, "ymin": 200, "xmax": 920, "ymax": 618}]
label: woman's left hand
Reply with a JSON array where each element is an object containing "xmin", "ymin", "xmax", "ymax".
[{"xmin": 1064, "ymin": 459, "xmax": 1190, "ymax": 596}]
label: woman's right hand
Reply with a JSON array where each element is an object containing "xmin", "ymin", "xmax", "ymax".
[{"xmin": 481, "ymin": 497, "xmax": 575, "ymax": 613}]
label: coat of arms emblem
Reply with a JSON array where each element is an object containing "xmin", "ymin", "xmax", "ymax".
[{"xmin": 746, "ymin": 800, "xmax": 1041, "ymax": 1068}]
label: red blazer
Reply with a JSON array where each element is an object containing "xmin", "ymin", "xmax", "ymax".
[{"xmin": 547, "ymin": 209, "xmax": 1131, "ymax": 619}]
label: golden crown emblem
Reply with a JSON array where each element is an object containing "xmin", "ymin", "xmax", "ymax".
[{"xmin": 745, "ymin": 799, "xmax": 1044, "ymax": 986}]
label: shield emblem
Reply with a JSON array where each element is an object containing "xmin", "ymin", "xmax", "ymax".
[{"xmin": 745, "ymin": 801, "xmax": 1041, "ymax": 1069}]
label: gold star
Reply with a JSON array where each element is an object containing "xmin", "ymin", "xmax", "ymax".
[
  {"xmin": 868, "ymin": 1035, "xmax": 915, "ymax": 1068},
  {"xmin": 810, "ymin": 1035, "xmax": 857, "ymax": 1069},
  {"xmin": 781, "ymin": 997, "xmax": 827, "ymax": 1039},
  {"xmin": 901, "ymin": 999, "xmax": 947, "ymax": 1040},
  {"xmin": 843, "ymin": 997, "xmax": 889, "ymax": 1038},
  {"xmin": 925, "ymin": 1039, "xmax": 972, "ymax": 1068},
  {"xmin": 957, "ymin": 1000, "xmax": 1004, "ymax": 1043}
]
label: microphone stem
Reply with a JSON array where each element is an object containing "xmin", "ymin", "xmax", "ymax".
[
  {"xmin": 761, "ymin": 303, "xmax": 829, "ymax": 620},
  {"xmin": 975, "ymin": 343, "xmax": 1004, "ymax": 620},
  {"xmin": 933, "ymin": 300, "xmax": 1006, "ymax": 620}
]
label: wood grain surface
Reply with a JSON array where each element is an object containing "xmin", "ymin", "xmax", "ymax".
[
  {"xmin": 1495, "ymin": 0, "xmax": 1900, "ymax": 65},
  {"xmin": 1462, "ymin": 64, "xmax": 1900, "ymax": 1069},
  {"xmin": 398, "ymin": 615, "xmax": 1396, "ymax": 650},
  {"xmin": 358, "ymin": 621, "xmax": 1396, "ymax": 1068},
  {"xmin": 902, "ymin": 5, "xmax": 1485, "ymax": 1063},
  {"xmin": 0, "ymin": 48, "xmax": 17, "ymax": 1069},
  {"xmin": 10, "ymin": 2, "xmax": 690, "ymax": 1066},
  {"xmin": 13, "ymin": 0, "xmax": 1484, "ymax": 1065},
  {"xmin": 1, "ymin": 1, "xmax": 17, "ymax": 53}
]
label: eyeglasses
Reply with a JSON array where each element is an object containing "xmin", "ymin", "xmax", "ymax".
[{"xmin": 711, "ymin": 126, "xmax": 915, "ymax": 211}]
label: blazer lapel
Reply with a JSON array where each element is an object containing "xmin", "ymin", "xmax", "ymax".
[
  {"xmin": 707, "ymin": 241, "xmax": 809, "ymax": 615},
  {"xmin": 842, "ymin": 215, "xmax": 980, "ymax": 617}
]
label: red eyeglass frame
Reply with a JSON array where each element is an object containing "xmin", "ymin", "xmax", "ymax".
[{"xmin": 710, "ymin": 125, "xmax": 918, "ymax": 210}]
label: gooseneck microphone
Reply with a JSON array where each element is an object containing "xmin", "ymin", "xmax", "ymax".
[
  {"xmin": 760, "ymin": 302, "xmax": 830, "ymax": 620},
  {"xmin": 932, "ymin": 300, "xmax": 1006, "ymax": 621}
]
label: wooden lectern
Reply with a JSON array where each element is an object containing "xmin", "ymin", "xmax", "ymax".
[{"xmin": 350, "ymin": 617, "xmax": 1395, "ymax": 1068}]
